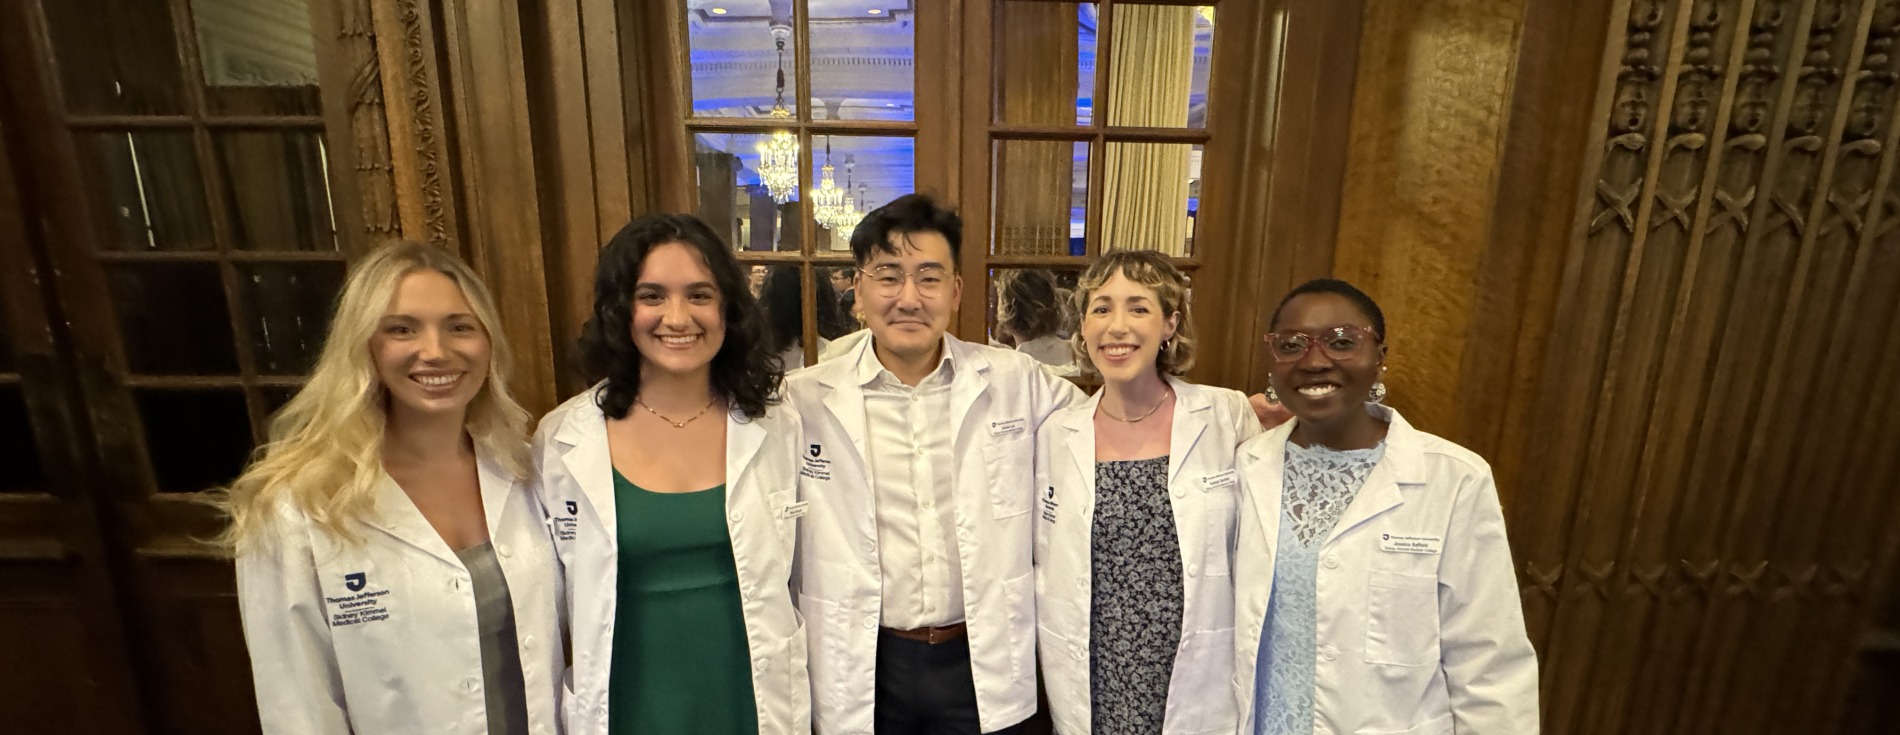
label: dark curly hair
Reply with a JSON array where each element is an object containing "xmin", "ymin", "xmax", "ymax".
[
  {"xmin": 1269, "ymin": 277, "xmax": 1387, "ymax": 341},
  {"xmin": 579, "ymin": 214, "xmax": 780, "ymax": 420}
]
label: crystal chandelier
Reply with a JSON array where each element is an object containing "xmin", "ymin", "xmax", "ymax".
[
  {"xmin": 833, "ymin": 182, "xmax": 869, "ymax": 235},
  {"xmin": 756, "ymin": 28, "xmax": 799, "ymax": 204},
  {"xmin": 813, "ymin": 138, "xmax": 846, "ymax": 228}
]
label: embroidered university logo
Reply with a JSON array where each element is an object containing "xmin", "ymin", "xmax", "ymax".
[
  {"xmin": 809, "ymin": 444, "xmax": 822, "ymax": 458},
  {"xmin": 566, "ymin": 500, "xmax": 579, "ymax": 515},
  {"xmin": 344, "ymin": 572, "xmax": 366, "ymax": 592}
]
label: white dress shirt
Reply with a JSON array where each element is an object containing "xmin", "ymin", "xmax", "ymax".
[{"xmin": 860, "ymin": 345, "xmax": 964, "ymax": 628}]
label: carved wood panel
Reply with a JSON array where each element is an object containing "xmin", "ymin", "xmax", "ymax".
[{"xmin": 1513, "ymin": 0, "xmax": 1900, "ymax": 731}]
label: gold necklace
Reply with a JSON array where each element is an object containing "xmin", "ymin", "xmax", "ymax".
[
  {"xmin": 1098, "ymin": 388, "xmax": 1173, "ymax": 423},
  {"xmin": 634, "ymin": 395, "xmax": 721, "ymax": 428}
]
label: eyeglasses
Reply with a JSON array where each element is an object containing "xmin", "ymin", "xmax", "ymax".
[
  {"xmin": 859, "ymin": 265, "xmax": 951, "ymax": 298},
  {"xmin": 1264, "ymin": 325, "xmax": 1381, "ymax": 363}
]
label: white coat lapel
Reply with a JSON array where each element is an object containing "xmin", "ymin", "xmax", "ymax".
[
  {"xmin": 1244, "ymin": 421, "xmax": 1295, "ymax": 535},
  {"xmin": 370, "ymin": 473, "xmax": 460, "ymax": 565},
  {"xmin": 1060, "ymin": 395, "xmax": 1098, "ymax": 504},
  {"xmin": 476, "ymin": 453, "xmax": 515, "ymax": 539},
  {"xmin": 553, "ymin": 393, "xmax": 617, "ymax": 552},
  {"xmin": 1167, "ymin": 380, "xmax": 1210, "ymax": 485},
  {"xmin": 726, "ymin": 410, "xmax": 766, "ymax": 509},
  {"xmin": 947, "ymin": 341, "xmax": 992, "ymax": 453},
  {"xmin": 1323, "ymin": 405, "xmax": 1419, "ymax": 546},
  {"xmin": 818, "ymin": 373, "xmax": 870, "ymax": 483}
]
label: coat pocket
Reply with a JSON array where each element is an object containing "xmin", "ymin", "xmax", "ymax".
[
  {"xmin": 983, "ymin": 437, "xmax": 1034, "ymax": 518},
  {"xmin": 1364, "ymin": 569, "xmax": 1440, "ymax": 667}
]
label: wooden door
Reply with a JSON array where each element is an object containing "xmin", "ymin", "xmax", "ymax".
[{"xmin": 0, "ymin": 0, "xmax": 353, "ymax": 730}]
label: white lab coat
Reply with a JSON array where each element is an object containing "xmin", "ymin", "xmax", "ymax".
[
  {"xmin": 237, "ymin": 451, "xmax": 565, "ymax": 735},
  {"xmin": 533, "ymin": 386, "xmax": 810, "ymax": 735},
  {"xmin": 784, "ymin": 334, "xmax": 1083, "ymax": 734},
  {"xmin": 1232, "ymin": 404, "xmax": 1539, "ymax": 735},
  {"xmin": 1034, "ymin": 379, "xmax": 1262, "ymax": 734}
]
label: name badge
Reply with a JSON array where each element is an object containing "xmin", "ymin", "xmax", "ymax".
[
  {"xmin": 779, "ymin": 501, "xmax": 809, "ymax": 520},
  {"xmin": 989, "ymin": 418, "xmax": 1026, "ymax": 438},
  {"xmin": 1200, "ymin": 469, "xmax": 1237, "ymax": 490},
  {"xmin": 1380, "ymin": 533, "xmax": 1443, "ymax": 555}
]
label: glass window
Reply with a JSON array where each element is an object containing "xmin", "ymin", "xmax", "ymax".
[
  {"xmin": 1104, "ymin": 5, "xmax": 1214, "ymax": 129},
  {"xmin": 809, "ymin": 1, "xmax": 916, "ymax": 121},
  {"xmin": 992, "ymin": 139, "xmax": 1087, "ymax": 255},
  {"xmin": 1100, "ymin": 142, "xmax": 1200, "ymax": 255},
  {"xmin": 686, "ymin": 0, "xmax": 802, "ymax": 119}
]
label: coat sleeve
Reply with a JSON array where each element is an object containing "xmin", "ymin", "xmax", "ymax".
[
  {"xmin": 1439, "ymin": 467, "xmax": 1541, "ymax": 734},
  {"xmin": 235, "ymin": 511, "xmax": 351, "ymax": 734}
]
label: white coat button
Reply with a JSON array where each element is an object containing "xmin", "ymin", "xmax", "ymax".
[
  {"xmin": 1187, "ymin": 563, "xmax": 1199, "ymax": 577},
  {"xmin": 1172, "ymin": 487, "xmax": 1185, "ymax": 498},
  {"xmin": 730, "ymin": 510, "xmax": 744, "ymax": 522},
  {"xmin": 523, "ymin": 635, "xmax": 536, "ymax": 650},
  {"xmin": 496, "ymin": 543, "xmax": 512, "ymax": 558},
  {"xmin": 1075, "ymin": 578, "xmax": 1086, "ymax": 590},
  {"xmin": 1321, "ymin": 647, "xmax": 1337, "ymax": 662},
  {"xmin": 863, "ymin": 616, "xmax": 877, "ymax": 629},
  {"xmin": 864, "ymin": 540, "xmax": 876, "ymax": 552},
  {"xmin": 1322, "ymin": 556, "xmax": 1340, "ymax": 569}
]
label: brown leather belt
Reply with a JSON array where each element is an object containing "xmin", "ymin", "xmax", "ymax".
[{"xmin": 881, "ymin": 622, "xmax": 968, "ymax": 645}]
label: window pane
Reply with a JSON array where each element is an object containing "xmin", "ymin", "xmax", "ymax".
[
  {"xmin": 810, "ymin": 135, "xmax": 914, "ymax": 252},
  {"xmin": 257, "ymin": 386, "xmax": 300, "ymax": 422},
  {"xmin": 694, "ymin": 132, "xmax": 801, "ymax": 251},
  {"xmin": 1103, "ymin": 5, "xmax": 1213, "ymax": 128},
  {"xmin": 995, "ymin": 2, "xmax": 1094, "ymax": 126},
  {"xmin": 217, "ymin": 131, "xmax": 337, "ymax": 251},
  {"xmin": 0, "ymin": 387, "xmax": 45, "ymax": 493},
  {"xmin": 105, "ymin": 262, "xmax": 239, "ymax": 375},
  {"xmin": 809, "ymin": 1, "xmax": 914, "ymax": 121},
  {"xmin": 751, "ymin": 264, "xmax": 850, "ymax": 371},
  {"xmin": 992, "ymin": 139, "xmax": 1087, "ymax": 255},
  {"xmin": 192, "ymin": 0, "xmax": 322, "ymax": 116},
  {"xmin": 75, "ymin": 131, "xmax": 214, "ymax": 251},
  {"xmin": 41, "ymin": 0, "xmax": 187, "ymax": 115},
  {"xmin": 821, "ymin": 265, "xmax": 867, "ymax": 339},
  {"xmin": 134, "ymin": 389, "xmax": 252, "ymax": 492},
  {"xmin": 988, "ymin": 267, "xmax": 1080, "ymax": 376},
  {"xmin": 238, "ymin": 261, "xmax": 346, "ymax": 375},
  {"xmin": 686, "ymin": 1, "xmax": 802, "ymax": 119},
  {"xmin": 1101, "ymin": 142, "xmax": 1199, "ymax": 255}
]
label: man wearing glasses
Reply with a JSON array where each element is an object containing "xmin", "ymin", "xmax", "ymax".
[{"xmin": 785, "ymin": 194, "xmax": 1082, "ymax": 734}]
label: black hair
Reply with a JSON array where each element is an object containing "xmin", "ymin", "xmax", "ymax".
[
  {"xmin": 1268, "ymin": 278, "xmax": 1387, "ymax": 340},
  {"xmin": 848, "ymin": 193, "xmax": 962, "ymax": 267},
  {"xmin": 579, "ymin": 214, "xmax": 780, "ymax": 420}
]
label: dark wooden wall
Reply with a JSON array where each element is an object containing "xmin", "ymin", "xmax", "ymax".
[{"xmin": 2, "ymin": 0, "xmax": 1897, "ymax": 732}]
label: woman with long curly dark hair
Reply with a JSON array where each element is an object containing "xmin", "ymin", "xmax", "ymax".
[{"xmin": 533, "ymin": 213, "xmax": 809, "ymax": 734}]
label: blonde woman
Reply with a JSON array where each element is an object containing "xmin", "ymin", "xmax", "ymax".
[
  {"xmin": 1034, "ymin": 250, "xmax": 1261, "ymax": 733},
  {"xmin": 223, "ymin": 242, "xmax": 562, "ymax": 734}
]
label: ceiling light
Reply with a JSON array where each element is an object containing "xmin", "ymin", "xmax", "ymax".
[{"xmin": 711, "ymin": 7, "xmax": 727, "ymax": 14}]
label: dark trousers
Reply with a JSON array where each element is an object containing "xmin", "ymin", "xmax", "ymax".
[{"xmin": 874, "ymin": 628, "xmax": 1036, "ymax": 735}]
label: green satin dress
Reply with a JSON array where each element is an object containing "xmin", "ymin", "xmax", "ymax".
[{"xmin": 607, "ymin": 469, "xmax": 758, "ymax": 734}]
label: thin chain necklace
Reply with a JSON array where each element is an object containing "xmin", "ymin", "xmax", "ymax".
[
  {"xmin": 1098, "ymin": 387, "xmax": 1174, "ymax": 423},
  {"xmin": 634, "ymin": 395, "xmax": 721, "ymax": 428}
]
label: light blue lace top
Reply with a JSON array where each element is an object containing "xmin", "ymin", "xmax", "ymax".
[{"xmin": 1253, "ymin": 439, "xmax": 1386, "ymax": 735}]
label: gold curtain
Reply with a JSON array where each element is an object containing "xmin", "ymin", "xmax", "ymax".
[
  {"xmin": 1101, "ymin": 5, "xmax": 1194, "ymax": 255},
  {"xmin": 993, "ymin": 2, "xmax": 1077, "ymax": 256}
]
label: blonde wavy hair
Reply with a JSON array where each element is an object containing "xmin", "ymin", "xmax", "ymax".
[
  {"xmin": 1068, "ymin": 249, "xmax": 1197, "ymax": 377},
  {"xmin": 214, "ymin": 241, "xmax": 531, "ymax": 553}
]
